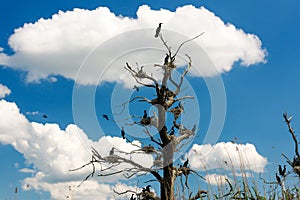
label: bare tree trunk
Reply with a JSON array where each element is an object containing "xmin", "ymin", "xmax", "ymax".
[
  {"xmin": 162, "ymin": 149, "xmax": 175, "ymax": 200},
  {"xmin": 157, "ymin": 105, "xmax": 175, "ymax": 200}
]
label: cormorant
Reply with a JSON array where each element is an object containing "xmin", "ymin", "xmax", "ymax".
[
  {"xmin": 133, "ymin": 85, "xmax": 139, "ymax": 92},
  {"xmin": 145, "ymin": 185, "xmax": 151, "ymax": 192},
  {"xmin": 282, "ymin": 165, "xmax": 286, "ymax": 176},
  {"xmin": 276, "ymin": 173, "xmax": 281, "ymax": 185},
  {"xmin": 143, "ymin": 110, "xmax": 148, "ymax": 119},
  {"xmin": 109, "ymin": 147, "xmax": 114, "ymax": 156},
  {"xmin": 164, "ymin": 53, "xmax": 169, "ymax": 65},
  {"xmin": 279, "ymin": 165, "xmax": 286, "ymax": 177},
  {"xmin": 278, "ymin": 165, "xmax": 283, "ymax": 176},
  {"xmin": 130, "ymin": 194, "xmax": 136, "ymax": 200},
  {"xmin": 169, "ymin": 126, "xmax": 175, "ymax": 135},
  {"xmin": 102, "ymin": 114, "xmax": 109, "ymax": 120},
  {"xmin": 154, "ymin": 23, "xmax": 163, "ymax": 38},
  {"xmin": 191, "ymin": 125, "xmax": 196, "ymax": 133},
  {"xmin": 183, "ymin": 158, "xmax": 189, "ymax": 168},
  {"xmin": 121, "ymin": 127, "xmax": 125, "ymax": 139}
]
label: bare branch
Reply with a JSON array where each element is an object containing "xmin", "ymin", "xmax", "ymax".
[
  {"xmin": 144, "ymin": 128, "xmax": 163, "ymax": 147},
  {"xmin": 283, "ymin": 112, "xmax": 299, "ymax": 157},
  {"xmin": 173, "ymin": 32, "xmax": 205, "ymax": 59}
]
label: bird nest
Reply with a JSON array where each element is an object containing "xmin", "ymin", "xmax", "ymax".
[{"xmin": 292, "ymin": 157, "xmax": 300, "ymax": 176}]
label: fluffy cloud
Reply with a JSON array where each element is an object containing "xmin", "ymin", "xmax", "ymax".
[
  {"xmin": 0, "ymin": 99, "xmax": 153, "ymax": 199},
  {"xmin": 204, "ymin": 174, "xmax": 230, "ymax": 186},
  {"xmin": 186, "ymin": 142, "xmax": 268, "ymax": 173},
  {"xmin": 0, "ymin": 83, "xmax": 11, "ymax": 98},
  {"xmin": 22, "ymin": 178, "xmax": 141, "ymax": 200},
  {"xmin": 0, "ymin": 5, "xmax": 266, "ymax": 85}
]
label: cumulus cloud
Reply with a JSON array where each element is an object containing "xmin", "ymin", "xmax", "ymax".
[
  {"xmin": 22, "ymin": 178, "xmax": 141, "ymax": 200},
  {"xmin": 186, "ymin": 142, "xmax": 268, "ymax": 173},
  {"xmin": 0, "ymin": 5, "xmax": 266, "ymax": 85},
  {"xmin": 0, "ymin": 83, "xmax": 11, "ymax": 98},
  {"xmin": 205, "ymin": 174, "xmax": 230, "ymax": 186},
  {"xmin": 0, "ymin": 99, "xmax": 153, "ymax": 199}
]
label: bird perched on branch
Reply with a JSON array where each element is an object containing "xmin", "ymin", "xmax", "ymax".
[
  {"xmin": 169, "ymin": 126, "xmax": 175, "ymax": 135},
  {"xmin": 121, "ymin": 127, "xmax": 125, "ymax": 139},
  {"xmin": 276, "ymin": 173, "xmax": 281, "ymax": 186},
  {"xmin": 278, "ymin": 165, "xmax": 286, "ymax": 177},
  {"xmin": 145, "ymin": 185, "xmax": 151, "ymax": 192},
  {"xmin": 164, "ymin": 53, "xmax": 169, "ymax": 65},
  {"xmin": 191, "ymin": 125, "xmax": 197, "ymax": 134},
  {"xmin": 141, "ymin": 110, "xmax": 151, "ymax": 125},
  {"xmin": 109, "ymin": 147, "xmax": 114, "ymax": 156},
  {"xmin": 155, "ymin": 23, "xmax": 163, "ymax": 38},
  {"xmin": 183, "ymin": 158, "xmax": 189, "ymax": 168},
  {"xmin": 143, "ymin": 110, "xmax": 148, "ymax": 119},
  {"xmin": 130, "ymin": 194, "xmax": 136, "ymax": 200},
  {"xmin": 133, "ymin": 85, "xmax": 139, "ymax": 92}
]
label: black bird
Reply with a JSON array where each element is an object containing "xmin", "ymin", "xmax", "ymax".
[
  {"xmin": 143, "ymin": 110, "xmax": 148, "ymax": 119},
  {"xmin": 276, "ymin": 173, "xmax": 281, "ymax": 185},
  {"xmin": 130, "ymin": 194, "xmax": 136, "ymax": 200},
  {"xmin": 278, "ymin": 165, "xmax": 283, "ymax": 176},
  {"xmin": 164, "ymin": 53, "xmax": 169, "ymax": 65},
  {"xmin": 154, "ymin": 23, "xmax": 163, "ymax": 38},
  {"xmin": 145, "ymin": 185, "xmax": 151, "ymax": 192},
  {"xmin": 102, "ymin": 114, "xmax": 109, "ymax": 120},
  {"xmin": 183, "ymin": 158, "xmax": 189, "ymax": 168},
  {"xmin": 133, "ymin": 85, "xmax": 139, "ymax": 92},
  {"xmin": 42, "ymin": 114, "xmax": 48, "ymax": 119},
  {"xmin": 109, "ymin": 147, "xmax": 114, "ymax": 156},
  {"xmin": 282, "ymin": 165, "xmax": 286, "ymax": 176},
  {"xmin": 191, "ymin": 125, "xmax": 196, "ymax": 133},
  {"xmin": 121, "ymin": 127, "xmax": 125, "ymax": 139},
  {"xmin": 169, "ymin": 126, "xmax": 175, "ymax": 135}
]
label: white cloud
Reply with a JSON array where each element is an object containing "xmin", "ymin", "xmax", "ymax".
[
  {"xmin": 22, "ymin": 178, "xmax": 141, "ymax": 200},
  {"xmin": 186, "ymin": 142, "xmax": 268, "ymax": 173},
  {"xmin": 19, "ymin": 168, "xmax": 36, "ymax": 173},
  {"xmin": 0, "ymin": 5, "xmax": 266, "ymax": 85},
  {"xmin": 205, "ymin": 173, "xmax": 230, "ymax": 186},
  {"xmin": 0, "ymin": 99, "xmax": 153, "ymax": 199},
  {"xmin": 0, "ymin": 83, "xmax": 11, "ymax": 98}
]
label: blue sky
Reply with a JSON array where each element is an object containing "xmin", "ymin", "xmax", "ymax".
[{"xmin": 0, "ymin": 0, "xmax": 300, "ymax": 199}]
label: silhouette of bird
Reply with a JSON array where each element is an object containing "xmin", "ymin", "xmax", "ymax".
[
  {"xmin": 282, "ymin": 165, "xmax": 286, "ymax": 176},
  {"xmin": 191, "ymin": 125, "xmax": 196, "ymax": 133},
  {"xmin": 143, "ymin": 110, "xmax": 148, "ymax": 119},
  {"xmin": 155, "ymin": 23, "xmax": 163, "ymax": 38},
  {"xmin": 109, "ymin": 147, "xmax": 114, "ymax": 156},
  {"xmin": 102, "ymin": 114, "xmax": 109, "ymax": 120},
  {"xmin": 121, "ymin": 127, "xmax": 125, "ymax": 139},
  {"xmin": 164, "ymin": 53, "xmax": 169, "ymax": 65},
  {"xmin": 278, "ymin": 165, "xmax": 283, "ymax": 176},
  {"xmin": 169, "ymin": 126, "xmax": 175, "ymax": 135},
  {"xmin": 42, "ymin": 114, "xmax": 48, "ymax": 119},
  {"xmin": 133, "ymin": 85, "xmax": 139, "ymax": 92},
  {"xmin": 130, "ymin": 194, "xmax": 136, "ymax": 200},
  {"xmin": 276, "ymin": 173, "xmax": 281, "ymax": 185},
  {"xmin": 183, "ymin": 158, "xmax": 189, "ymax": 168},
  {"xmin": 145, "ymin": 185, "xmax": 151, "ymax": 192}
]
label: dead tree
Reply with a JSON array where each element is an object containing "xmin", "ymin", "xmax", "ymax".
[
  {"xmin": 72, "ymin": 31, "xmax": 206, "ymax": 200},
  {"xmin": 282, "ymin": 112, "xmax": 300, "ymax": 177}
]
